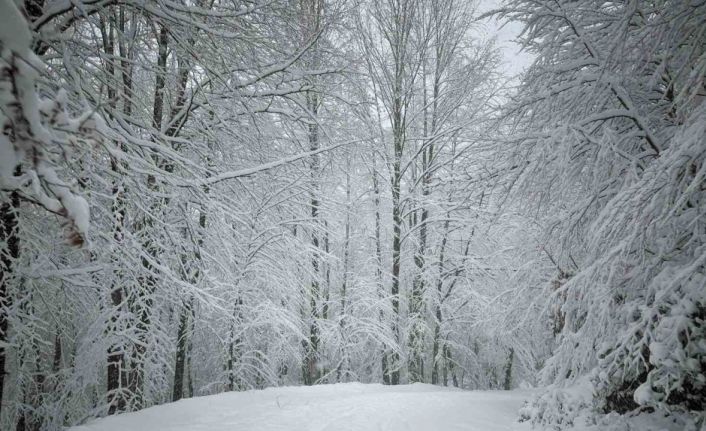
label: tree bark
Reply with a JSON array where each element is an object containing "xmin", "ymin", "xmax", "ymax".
[
  {"xmin": 104, "ymin": 9, "xmax": 130, "ymax": 413},
  {"xmin": 503, "ymin": 348, "xmax": 514, "ymax": 390},
  {"xmin": 0, "ymin": 182, "xmax": 20, "ymax": 419},
  {"xmin": 172, "ymin": 299, "xmax": 191, "ymax": 401},
  {"xmin": 300, "ymin": 0, "xmax": 324, "ymax": 387}
]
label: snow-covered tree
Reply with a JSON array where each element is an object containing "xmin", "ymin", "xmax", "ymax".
[{"xmin": 494, "ymin": 0, "xmax": 706, "ymax": 424}]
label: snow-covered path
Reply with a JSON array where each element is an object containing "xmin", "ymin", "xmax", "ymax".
[{"xmin": 72, "ymin": 383, "xmax": 534, "ymax": 431}]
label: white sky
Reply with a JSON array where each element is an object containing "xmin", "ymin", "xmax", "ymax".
[{"xmin": 476, "ymin": 0, "xmax": 534, "ymax": 77}]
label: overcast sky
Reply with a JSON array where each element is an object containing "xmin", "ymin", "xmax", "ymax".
[{"xmin": 476, "ymin": 0, "xmax": 534, "ymax": 77}]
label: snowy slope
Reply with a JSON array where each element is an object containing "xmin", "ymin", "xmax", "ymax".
[{"xmin": 71, "ymin": 383, "xmax": 534, "ymax": 431}]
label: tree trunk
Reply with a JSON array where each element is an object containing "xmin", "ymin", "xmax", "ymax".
[
  {"xmin": 0, "ymin": 184, "xmax": 20, "ymax": 420},
  {"xmin": 172, "ymin": 299, "xmax": 191, "ymax": 401},
  {"xmin": 336, "ymin": 168, "xmax": 352, "ymax": 382},
  {"xmin": 503, "ymin": 348, "xmax": 514, "ymax": 390},
  {"xmin": 227, "ymin": 297, "xmax": 243, "ymax": 391},
  {"xmin": 300, "ymin": 0, "xmax": 324, "ymax": 387},
  {"xmin": 431, "ymin": 218, "xmax": 450, "ymax": 385},
  {"xmin": 372, "ymin": 153, "xmax": 390, "ymax": 385},
  {"xmin": 409, "ymin": 130, "xmax": 431, "ymax": 383},
  {"xmin": 127, "ymin": 22, "xmax": 169, "ymax": 409},
  {"xmin": 186, "ymin": 303, "xmax": 196, "ymax": 398},
  {"xmin": 106, "ymin": 7, "xmax": 132, "ymax": 412},
  {"xmin": 390, "ymin": 131, "xmax": 402, "ymax": 386}
]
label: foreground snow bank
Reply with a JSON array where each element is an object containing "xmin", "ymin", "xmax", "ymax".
[{"xmin": 71, "ymin": 383, "xmax": 534, "ymax": 431}]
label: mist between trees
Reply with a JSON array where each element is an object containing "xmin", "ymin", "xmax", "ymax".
[{"xmin": 0, "ymin": 0, "xmax": 704, "ymax": 429}]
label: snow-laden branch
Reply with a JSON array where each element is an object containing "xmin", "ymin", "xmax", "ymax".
[
  {"xmin": 175, "ymin": 139, "xmax": 361, "ymax": 187},
  {"xmin": 1, "ymin": 1, "xmax": 101, "ymax": 246}
]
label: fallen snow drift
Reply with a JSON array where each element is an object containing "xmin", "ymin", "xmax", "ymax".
[{"xmin": 71, "ymin": 383, "xmax": 534, "ymax": 431}]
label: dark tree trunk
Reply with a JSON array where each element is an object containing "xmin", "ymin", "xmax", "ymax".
[
  {"xmin": 172, "ymin": 299, "xmax": 191, "ymax": 401},
  {"xmin": 186, "ymin": 303, "xmax": 195, "ymax": 398},
  {"xmin": 126, "ymin": 22, "xmax": 169, "ymax": 409},
  {"xmin": 0, "ymin": 182, "xmax": 21, "ymax": 418},
  {"xmin": 390, "ymin": 155, "xmax": 402, "ymax": 385},
  {"xmin": 431, "ymin": 308, "xmax": 442, "ymax": 385},
  {"xmin": 503, "ymin": 348, "xmax": 514, "ymax": 390},
  {"xmin": 227, "ymin": 297, "xmax": 243, "ymax": 391},
  {"xmin": 102, "ymin": 8, "xmax": 131, "ymax": 414},
  {"xmin": 371, "ymin": 154, "xmax": 390, "ymax": 385},
  {"xmin": 107, "ymin": 282, "xmax": 127, "ymax": 414}
]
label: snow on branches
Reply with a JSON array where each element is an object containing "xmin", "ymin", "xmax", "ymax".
[
  {"xmin": 497, "ymin": 0, "xmax": 706, "ymax": 421},
  {"xmin": 0, "ymin": 1, "xmax": 101, "ymax": 246}
]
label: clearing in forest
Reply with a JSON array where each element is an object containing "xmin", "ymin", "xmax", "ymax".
[{"xmin": 71, "ymin": 383, "xmax": 534, "ymax": 431}]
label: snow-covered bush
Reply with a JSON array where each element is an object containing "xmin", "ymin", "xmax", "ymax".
[{"xmin": 519, "ymin": 377, "xmax": 593, "ymax": 430}]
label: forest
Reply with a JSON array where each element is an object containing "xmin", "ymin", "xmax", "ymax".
[{"xmin": 0, "ymin": 0, "xmax": 704, "ymax": 429}]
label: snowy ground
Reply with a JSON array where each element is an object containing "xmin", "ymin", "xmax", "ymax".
[{"xmin": 71, "ymin": 383, "xmax": 535, "ymax": 431}]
